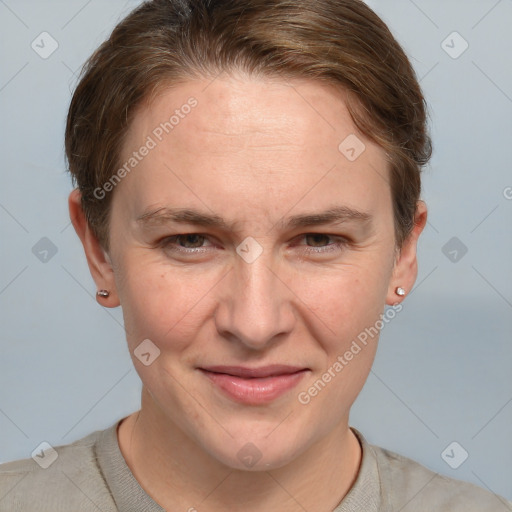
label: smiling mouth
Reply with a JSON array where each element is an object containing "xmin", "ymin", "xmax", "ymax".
[{"xmin": 198, "ymin": 365, "xmax": 309, "ymax": 404}]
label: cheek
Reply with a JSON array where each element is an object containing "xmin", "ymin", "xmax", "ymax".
[
  {"xmin": 116, "ymin": 253, "xmax": 216, "ymax": 353},
  {"xmin": 292, "ymin": 255, "xmax": 394, "ymax": 342},
  {"xmin": 294, "ymin": 267, "xmax": 389, "ymax": 418}
]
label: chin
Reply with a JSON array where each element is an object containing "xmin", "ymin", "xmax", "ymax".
[{"xmin": 200, "ymin": 423, "xmax": 312, "ymax": 472}]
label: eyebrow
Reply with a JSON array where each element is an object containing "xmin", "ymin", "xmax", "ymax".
[
  {"xmin": 136, "ymin": 205, "xmax": 372, "ymax": 232},
  {"xmin": 136, "ymin": 206, "xmax": 373, "ymax": 231}
]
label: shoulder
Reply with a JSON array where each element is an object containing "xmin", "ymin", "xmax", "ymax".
[
  {"xmin": 0, "ymin": 428, "xmax": 117, "ymax": 512},
  {"xmin": 370, "ymin": 443, "xmax": 512, "ymax": 511}
]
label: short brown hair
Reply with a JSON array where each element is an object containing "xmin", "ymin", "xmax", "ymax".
[{"xmin": 65, "ymin": 0, "xmax": 431, "ymax": 253}]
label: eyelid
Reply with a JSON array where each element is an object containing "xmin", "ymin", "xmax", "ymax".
[
  {"xmin": 158, "ymin": 233, "xmax": 214, "ymax": 252},
  {"xmin": 292, "ymin": 233, "xmax": 349, "ymax": 254},
  {"xmin": 159, "ymin": 232, "xmax": 349, "ymax": 255},
  {"xmin": 293, "ymin": 232, "xmax": 348, "ymax": 244}
]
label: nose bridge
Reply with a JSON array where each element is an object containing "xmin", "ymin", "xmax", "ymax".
[
  {"xmin": 238, "ymin": 250, "xmax": 278, "ymax": 310},
  {"xmin": 216, "ymin": 241, "xmax": 294, "ymax": 348}
]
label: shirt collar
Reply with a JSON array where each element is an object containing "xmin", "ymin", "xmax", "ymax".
[
  {"xmin": 95, "ymin": 420, "xmax": 165, "ymax": 512},
  {"xmin": 332, "ymin": 427, "xmax": 384, "ymax": 512}
]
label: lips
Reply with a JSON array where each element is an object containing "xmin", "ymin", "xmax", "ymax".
[
  {"xmin": 198, "ymin": 364, "xmax": 309, "ymax": 404},
  {"xmin": 200, "ymin": 364, "xmax": 307, "ymax": 379}
]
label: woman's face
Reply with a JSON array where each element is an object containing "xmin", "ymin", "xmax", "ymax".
[{"xmin": 102, "ymin": 74, "xmax": 410, "ymax": 469}]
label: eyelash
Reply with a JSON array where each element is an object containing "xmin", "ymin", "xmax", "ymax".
[{"xmin": 158, "ymin": 233, "xmax": 348, "ymax": 256}]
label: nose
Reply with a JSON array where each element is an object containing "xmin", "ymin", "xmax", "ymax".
[{"xmin": 214, "ymin": 248, "xmax": 296, "ymax": 350}]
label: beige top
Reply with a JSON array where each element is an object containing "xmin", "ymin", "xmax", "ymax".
[{"xmin": 0, "ymin": 421, "xmax": 510, "ymax": 511}]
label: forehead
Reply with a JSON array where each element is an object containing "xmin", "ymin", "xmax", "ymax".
[
  {"xmin": 130, "ymin": 74, "xmax": 360, "ymax": 156},
  {"xmin": 114, "ymin": 74, "xmax": 391, "ymax": 228}
]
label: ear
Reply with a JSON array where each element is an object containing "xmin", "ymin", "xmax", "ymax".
[
  {"xmin": 386, "ymin": 200, "xmax": 428, "ymax": 305},
  {"xmin": 68, "ymin": 188, "xmax": 120, "ymax": 307}
]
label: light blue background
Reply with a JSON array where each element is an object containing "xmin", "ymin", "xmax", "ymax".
[{"xmin": 1, "ymin": 0, "xmax": 511, "ymax": 503}]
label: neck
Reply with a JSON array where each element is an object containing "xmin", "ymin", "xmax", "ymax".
[{"xmin": 118, "ymin": 389, "xmax": 362, "ymax": 512}]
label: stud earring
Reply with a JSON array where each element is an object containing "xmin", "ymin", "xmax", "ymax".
[
  {"xmin": 97, "ymin": 289, "xmax": 110, "ymax": 298},
  {"xmin": 395, "ymin": 287, "xmax": 406, "ymax": 297}
]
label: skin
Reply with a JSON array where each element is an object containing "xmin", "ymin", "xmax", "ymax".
[{"xmin": 69, "ymin": 72, "xmax": 427, "ymax": 511}]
